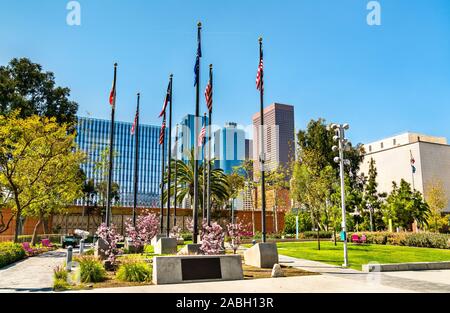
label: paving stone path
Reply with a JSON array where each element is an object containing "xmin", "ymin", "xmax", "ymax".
[{"xmin": 0, "ymin": 250, "xmax": 66, "ymax": 293}]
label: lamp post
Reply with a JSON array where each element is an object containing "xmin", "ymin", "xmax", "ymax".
[{"xmin": 331, "ymin": 123, "xmax": 350, "ymax": 268}]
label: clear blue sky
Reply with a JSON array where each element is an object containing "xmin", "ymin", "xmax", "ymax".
[{"xmin": 1, "ymin": 0, "xmax": 449, "ymax": 144}]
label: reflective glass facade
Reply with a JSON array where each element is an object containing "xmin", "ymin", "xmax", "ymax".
[{"xmin": 75, "ymin": 117, "xmax": 166, "ymax": 207}]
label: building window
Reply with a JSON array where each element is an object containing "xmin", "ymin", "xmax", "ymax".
[
  {"xmin": 380, "ymin": 142, "xmax": 384, "ymax": 149},
  {"xmin": 369, "ymin": 145, "xmax": 372, "ymax": 152},
  {"xmin": 393, "ymin": 139, "xmax": 397, "ymax": 146}
]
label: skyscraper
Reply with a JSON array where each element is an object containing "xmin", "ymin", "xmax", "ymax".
[
  {"xmin": 252, "ymin": 103, "xmax": 295, "ymax": 176},
  {"xmin": 75, "ymin": 116, "xmax": 166, "ymax": 208},
  {"xmin": 214, "ymin": 122, "xmax": 246, "ymax": 174},
  {"xmin": 177, "ymin": 114, "xmax": 209, "ymax": 163}
]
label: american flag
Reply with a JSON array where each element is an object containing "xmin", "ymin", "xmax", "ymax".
[
  {"xmin": 256, "ymin": 49, "xmax": 264, "ymax": 91},
  {"xmin": 198, "ymin": 124, "xmax": 206, "ymax": 147},
  {"xmin": 159, "ymin": 118, "xmax": 166, "ymax": 145},
  {"xmin": 410, "ymin": 151, "xmax": 416, "ymax": 174},
  {"xmin": 159, "ymin": 80, "xmax": 171, "ymax": 118},
  {"xmin": 109, "ymin": 78, "xmax": 116, "ymax": 107},
  {"xmin": 130, "ymin": 110, "xmax": 138, "ymax": 136},
  {"xmin": 205, "ymin": 80, "xmax": 212, "ymax": 112}
]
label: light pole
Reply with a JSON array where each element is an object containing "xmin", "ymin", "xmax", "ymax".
[{"xmin": 331, "ymin": 123, "xmax": 350, "ymax": 268}]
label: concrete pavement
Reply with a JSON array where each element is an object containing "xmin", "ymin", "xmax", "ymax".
[{"xmin": 0, "ymin": 250, "xmax": 66, "ymax": 293}]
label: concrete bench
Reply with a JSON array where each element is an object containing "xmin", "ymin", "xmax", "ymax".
[
  {"xmin": 152, "ymin": 254, "xmax": 243, "ymax": 285},
  {"xmin": 363, "ymin": 261, "xmax": 450, "ymax": 272}
]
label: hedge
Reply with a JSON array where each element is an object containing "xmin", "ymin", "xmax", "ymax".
[
  {"xmin": 0, "ymin": 242, "xmax": 26, "ymax": 268},
  {"xmin": 353, "ymin": 232, "xmax": 450, "ymax": 249}
]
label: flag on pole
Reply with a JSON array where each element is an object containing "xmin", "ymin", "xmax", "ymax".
[
  {"xmin": 205, "ymin": 79, "xmax": 212, "ymax": 112},
  {"xmin": 109, "ymin": 78, "xmax": 116, "ymax": 107},
  {"xmin": 131, "ymin": 110, "xmax": 138, "ymax": 136},
  {"xmin": 410, "ymin": 152, "xmax": 417, "ymax": 174},
  {"xmin": 159, "ymin": 80, "xmax": 172, "ymax": 118},
  {"xmin": 198, "ymin": 124, "xmax": 206, "ymax": 147},
  {"xmin": 194, "ymin": 27, "xmax": 202, "ymax": 86},
  {"xmin": 159, "ymin": 118, "xmax": 166, "ymax": 145},
  {"xmin": 256, "ymin": 47, "xmax": 264, "ymax": 91}
]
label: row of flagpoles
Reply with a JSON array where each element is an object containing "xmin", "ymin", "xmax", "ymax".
[{"xmin": 104, "ymin": 23, "xmax": 268, "ymax": 243}]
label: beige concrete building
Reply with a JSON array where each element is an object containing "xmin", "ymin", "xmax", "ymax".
[{"xmin": 360, "ymin": 132, "xmax": 450, "ymax": 212}]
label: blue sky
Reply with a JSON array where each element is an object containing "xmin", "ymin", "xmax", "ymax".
[{"xmin": 0, "ymin": 0, "xmax": 449, "ymax": 144}]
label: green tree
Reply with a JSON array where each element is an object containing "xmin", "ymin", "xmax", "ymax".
[
  {"xmin": 227, "ymin": 171, "xmax": 245, "ymax": 223},
  {"xmin": 424, "ymin": 179, "xmax": 449, "ymax": 233},
  {"xmin": 361, "ymin": 158, "xmax": 386, "ymax": 231},
  {"xmin": 164, "ymin": 149, "xmax": 230, "ymax": 212},
  {"xmin": 382, "ymin": 179, "xmax": 430, "ymax": 230},
  {"xmin": 0, "ymin": 58, "xmax": 78, "ymax": 124},
  {"xmin": 266, "ymin": 165, "xmax": 289, "ymax": 233},
  {"xmin": 0, "ymin": 112, "xmax": 85, "ymax": 242},
  {"xmin": 233, "ymin": 160, "xmax": 257, "ymax": 234}
]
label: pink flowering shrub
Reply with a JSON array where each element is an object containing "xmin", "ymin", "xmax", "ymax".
[
  {"xmin": 96, "ymin": 223, "xmax": 123, "ymax": 264},
  {"xmin": 227, "ymin": 221, "xmax": 247, "ymax": 254},
  {"xmin": 125, "ymin": 210, "xmax": 159, "ymax": 248},
  {"xmin": 200, "ymin": 221, "xmax": 225, "ymax": 255},
  {"xmin": 169, "ymin": 225, "xmax": 181, "ymax": 239}
]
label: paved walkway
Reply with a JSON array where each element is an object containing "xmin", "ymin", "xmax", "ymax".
[
  {"xmin": 1, "ymin": 249, "xmax": 449, "ymax": 293},
  {"xmin": 277, "ymin": 255, "xmax": 450, "ymax": 293},
  {"xmin": 74, "ymin": 254, "xmax": 450, "ymax": 293},
  {"xmin": 0, "ymin": 250, "xmax": 66, "ymax": 293}
]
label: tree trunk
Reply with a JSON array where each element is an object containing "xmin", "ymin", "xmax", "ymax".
[
  {"xmin": 317, "ymin": 223, "xmax": 321, "ymax": 251},
  {"xmin": 31, "ymin": 219, "xmax": 42, "ymax": 246},
  {"xmin": 13, "ymin": 211, "xmax": 21, "ymax": 243},
  {"xmin": 334, "ymin": 226, "xmax": 337, "ymax": 246}
]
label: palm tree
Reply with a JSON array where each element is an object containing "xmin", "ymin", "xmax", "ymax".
[{"xmin": 162, "ymin": 149, "xmax": 230, "ymax": 211}]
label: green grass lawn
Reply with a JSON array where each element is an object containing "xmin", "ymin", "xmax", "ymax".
[{"xmin": 275, "ymin": 241, "xmax": 450, "ymax": 271}]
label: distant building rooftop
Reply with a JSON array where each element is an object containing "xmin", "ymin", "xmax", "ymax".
[{"xmin": 363, "ymin": 132, "xmax": 448, "ymax": 154}]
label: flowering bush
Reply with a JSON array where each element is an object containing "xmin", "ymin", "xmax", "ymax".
[
  {"xmin": 226, "ymin": 221, "xmax": 247, "ymax": 254},
  {"xmin": 169, "ymin": 225, "xmax": 181, "ymax": 239},
  {"xmin": 125, "ymin": 211, "xmax": 159, "ymax": 249},
  {"xmin": 200, "ymin": 221, "xmax": 225, "ymax": 255},
  {"xmin": 96, "ymin": 223, "xmax": 123, "ymax": 264}
]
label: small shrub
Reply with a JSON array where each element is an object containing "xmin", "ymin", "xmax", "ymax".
[
  {"xmin": 0, "ymin": 242, "xmax": 26, "ymax": 268},
  {"xmin": 144, "ymin": 245, "xmax": 154, "ymax": 254},
  {"xmin": 303, "ymin": 231, "xmax": 333, "ymax": 239},
  {"xmin": 181, "ymin": 233, "xmax": 192, "ymax": 241},
  {"xmin": 405, "ymin": 233, "xmax": 449, "ymax": 249},
  {"xmin": 354, "ymin": 232, "xmax": 450, "ymax": 249},
  {"xmin": 116, "ymin": 259, "xmax": 152, "ymax": 282},
  {"xmin": 200, "ymin": 222, "xmax": 225, "ymax": 255},
  {"xmin": 96, "ymin": 223, "xmax": 123, "ymax": 264},
  {"xmin": 53, "ymin": 265, "xmax": 68, "ymax": 281},
  {"xmin": 78, "ymin": 256, "xmax": 107, "ymax": 283},
  {"xmin": 53, "ymin": 278, "xmax": 70, "ymax": 291}
]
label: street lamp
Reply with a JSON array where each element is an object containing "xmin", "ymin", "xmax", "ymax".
[{"xmin": 331, "ymin": 123, "xmax": 350, "ymax": 268}]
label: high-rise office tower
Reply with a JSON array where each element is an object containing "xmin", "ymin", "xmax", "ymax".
[
  {"xmin": 252, "ymin": 103, "xmax": 295, "ymax": 176},
  {"xmin": 75, "ymin": 116, "xmax": 166, "ymax": 207}
]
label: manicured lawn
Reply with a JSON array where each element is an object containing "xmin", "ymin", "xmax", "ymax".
[{"xmin": 275, "ymin": 241, "xmax": 450, "ymax": 271}]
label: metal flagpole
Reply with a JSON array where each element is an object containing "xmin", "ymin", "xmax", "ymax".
[
  {"xmin": 193, "ymin": 22, "xmax": 202, "ymax": 244},
  {"xmin": 160, "ymin": 114, "xmax": 166, "ymax": 234},
  {"xmin": 258, "ymin": 38, "xmax": 267, "ymax": 243},
  {"xmin": 132, "ymin": 93, "xmax": 140, "ymax": 227},
  {"xmin": 206, "ymin": 64, "xmax": 213, "ymax": 226},
  {"xmin": 202, "ymin": 113, "xmax": 207, "ymax": 221},
  {"xmin": 106, "ymin": 63, "xmax": 117, "ymax": 227},
  {"xmin": 166, "ymin": 74, "xmax": 173, "ymax": 237},
  {"xmin": 174, "ymin": 124, "xmax": 179, "ymax": 227}
]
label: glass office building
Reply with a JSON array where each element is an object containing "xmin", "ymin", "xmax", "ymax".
[
  {"xmin": 214, "ymin": 122, "xmax": 246, "ymax": 174},
  {"xmin": 177, "ymin": 114, "xmax": 209, "ymax": 164},
  {"xmin": 75, "ymin": 116, "xmax": 167, "ymax": 207}
]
